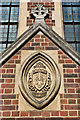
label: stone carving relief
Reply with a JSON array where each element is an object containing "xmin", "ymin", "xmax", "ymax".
[
  {"xmin": 28, "ymin": 62, "xmax": 52, "ymax": 98},
  {"xmin": 19, "ymin": 52, "xmax": 61, "ymax": 109}
]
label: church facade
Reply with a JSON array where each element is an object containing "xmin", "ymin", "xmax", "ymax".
[{"xmin": 0, "ymin": 0, "xmax": 80, "ymax": 119}]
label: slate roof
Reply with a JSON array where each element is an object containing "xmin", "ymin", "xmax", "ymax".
[{"xmin": 0, "ymin": 23, "xmax": 80, "ymax": 66}]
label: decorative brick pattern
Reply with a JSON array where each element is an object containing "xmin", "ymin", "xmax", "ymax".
[{"xmin": 22, "ymin": 34, "xmax": 58, "ymax": 50}]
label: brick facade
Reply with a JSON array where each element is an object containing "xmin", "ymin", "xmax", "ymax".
[
  {"xmin": 0, "ymin": 33, "xmax": 80, "ymax": 119},
  {"xmin": 0, "ymin": 1, "xmax": 80, "ymax": 120}
]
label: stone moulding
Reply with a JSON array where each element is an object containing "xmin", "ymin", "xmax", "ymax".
[
  {"xmin": 19, "ymin": 51, "xmax": 61, "ymax": 109},
  {"xmin": 0, "ymin": 23, "xmax": 80, "ymax": 67}
]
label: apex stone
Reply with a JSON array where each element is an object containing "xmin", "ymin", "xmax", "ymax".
[{"xmin": 31, "ymin": 5, "xmax": 49, "ymax": 24}]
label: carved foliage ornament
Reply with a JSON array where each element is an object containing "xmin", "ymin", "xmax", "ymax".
[{"xmin": 19, "ymin": 52, "xmax": 61, "ymax": 109}]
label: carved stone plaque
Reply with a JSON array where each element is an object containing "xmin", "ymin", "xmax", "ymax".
[{"xmin": 19, "ymin": 52, "xmax": 61, "ymax": 109}]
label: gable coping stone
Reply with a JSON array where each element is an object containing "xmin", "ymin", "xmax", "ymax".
[{"xmin": 0, "ymin": 23, "xmax": 80, "ymax": 66}]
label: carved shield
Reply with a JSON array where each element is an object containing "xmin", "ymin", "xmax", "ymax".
[
  {"xmin": 33, "ymin": 72, "xmax": 47, "ymax": 91},
  {"xmin": 19, "ymin": 52, "xmax": 61, "ymax": 109}
]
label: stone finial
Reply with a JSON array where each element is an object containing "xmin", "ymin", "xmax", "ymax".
[{"xmin": 31, "ymin": 5, "xmax": 49, "ymax": 24}]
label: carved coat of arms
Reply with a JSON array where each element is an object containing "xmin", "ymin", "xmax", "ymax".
[{"xmin": 28, "ymin": 62, "xmax": 52, "ymax": 98}]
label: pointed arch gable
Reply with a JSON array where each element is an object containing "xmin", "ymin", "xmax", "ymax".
[{"xmin": 0, "ymin": 23, "xmax": 80, "ymax": 66}]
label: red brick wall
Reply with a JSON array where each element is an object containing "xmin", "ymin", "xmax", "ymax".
[{"xmin": 0, "ymin": 1, "xmax": 80, "ymax": 120}]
